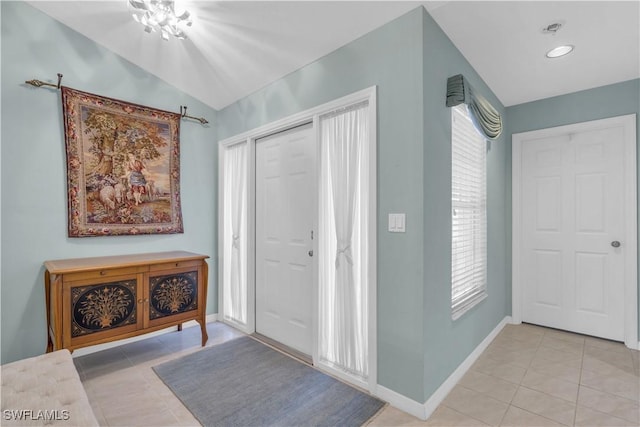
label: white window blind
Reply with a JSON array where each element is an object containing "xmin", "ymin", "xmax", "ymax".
[{"xmin": 451, "ymin": 104, "xmax": 487, "ymax": 320}]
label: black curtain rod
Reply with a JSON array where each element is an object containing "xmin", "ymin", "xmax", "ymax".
[{"xmin": 24, "ymin": 73, "xmax": 209, "ymax": 125}]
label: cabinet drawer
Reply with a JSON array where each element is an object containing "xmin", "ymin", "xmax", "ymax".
[
  {"xmin": 63, "ymin": 266, "xmax": 144, "ymax": 283},
  {"xmin": 149, "ymin": 260, "xmax": 202, "ymax": 272}
]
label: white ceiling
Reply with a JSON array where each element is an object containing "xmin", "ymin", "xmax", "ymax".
[{"xmin": 27, "ymin": 1, "xmax": 640, "ymax": 110}]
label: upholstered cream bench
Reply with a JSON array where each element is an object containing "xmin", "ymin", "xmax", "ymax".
[{"xmin": 1, "ymin": 350, "xmax": 98, "ymax": 426}]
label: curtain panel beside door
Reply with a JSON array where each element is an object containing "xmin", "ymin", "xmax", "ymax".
[
  {"xmin": 319, "ymin": 101, "xmax": 370, "ymax": 380},
  {"xmin": 222, "ymin": 142, "xmax": 248, "ymax": 326}
]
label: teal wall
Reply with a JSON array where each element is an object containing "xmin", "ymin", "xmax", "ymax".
[
  {"xmin": 506, "ymin": 79, "xmax": 640, "ymax": 339},
  {"xmin": 420, "ymin": 9, "xmax": 509, "ymax": 400},
  {"xmin": 1, "ymin": 1, "xmax": 219, "ymax": 364},
  {"xmin": 218, "ymin": 7, "xmax": 510, "ymax": 403}
]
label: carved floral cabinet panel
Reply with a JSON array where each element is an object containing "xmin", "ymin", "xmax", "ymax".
[
  {"xmin": 44, "ymin": 251, "xmax": 209, "ymax": 353},
  {"xmin": 147, "ymin": 265, "xmax": 200, "ymax": 327}
]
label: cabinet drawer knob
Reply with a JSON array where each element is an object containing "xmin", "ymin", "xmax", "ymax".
[
  {"xmin": 137, "ymin": 299, "xmax": 143, "ymax": 304},
  {"xmin": 100, "ymin": 271, "xmax": 107, "ymax": 276},
  {"xmin": 175, "ymin": 262, "xmax": 179, "ymax": 267}
]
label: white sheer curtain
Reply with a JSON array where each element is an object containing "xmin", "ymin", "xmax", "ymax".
[
  {"xmin": 222, "ymin": 142, "xmax": 247, "ymax": 325},
  {"xmin": 319, "ymin": 101, "xmax": 370, "ymax": 379}
]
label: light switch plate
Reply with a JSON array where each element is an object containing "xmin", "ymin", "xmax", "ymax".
[{"xmin": 388, "ymin": 213, "xmax": 406, "ymax": 233}]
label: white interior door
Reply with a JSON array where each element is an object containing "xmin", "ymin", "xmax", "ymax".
[
  {"xmin": 519, "ymin": 123, "xmax": 629, "ymax": 341},
  {"xmin": 255, "ymin": 123, "xmax": 315, "ymax": 355}
]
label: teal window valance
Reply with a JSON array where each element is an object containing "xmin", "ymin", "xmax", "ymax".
[{"xmin": 446, "ymin": 74, "xmax": 503, "ymax": 140}]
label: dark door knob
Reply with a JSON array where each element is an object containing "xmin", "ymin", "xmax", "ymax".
[{"xmin": 611, "ymin": 241, "xmax": 621, "ymax": 248}]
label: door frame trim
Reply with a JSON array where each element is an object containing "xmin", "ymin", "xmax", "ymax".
[
  {"xmin": 512, "ymin": 114, "xmax": 637, "ymax": 349},
  {"xmin": 218, "ymin": 86, "xmax": 378, "ymax": 390}
]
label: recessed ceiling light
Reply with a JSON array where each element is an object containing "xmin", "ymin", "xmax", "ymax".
[{"xmin": 546, "ymin": 45, "xmax": 574, "ymax": 58}]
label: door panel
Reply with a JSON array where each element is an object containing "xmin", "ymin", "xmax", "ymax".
[
  {"xmin": 521, "ymin": 126, "xmax": 625, "ymax": 341},
  {"xmin": 533, "ymin": 249, "xmax": 562, "ymax": 308},
  {"xmin": 575, "ymin": 252, "xmax": 606, "ymax": 314},
  {"xmin": 255, "ymin": 124, "xmax": 315, "ymax": 355},
  {"xmin": 535, "ymin": 176, "xmax": 561, "ymax": 231},
  {"xmin": 575, "ymin": 173, "xmax": 605, "ymax": 232}
]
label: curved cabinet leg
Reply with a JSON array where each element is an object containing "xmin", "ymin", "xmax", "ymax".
[
  {"xmin": 199, "ymin": 260, "xmax": 208, "ymax": 347},
  {"xmin": 198, "ymin": 319, "xmax": 208, "ymax": 346}
]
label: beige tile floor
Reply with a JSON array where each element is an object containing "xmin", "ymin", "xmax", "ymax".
[{"xmin": 75, "ymin": 322, "xmax": 639, "ymax": 426}]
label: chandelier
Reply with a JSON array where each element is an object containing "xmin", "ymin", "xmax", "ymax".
[{"xmin": 129, "ymin": 0, "xmax": 192, "ymax": 41}]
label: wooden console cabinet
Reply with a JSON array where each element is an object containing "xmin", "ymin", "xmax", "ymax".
[{"xmin": 44, "ymin": 251, "xmax": 209, "ymax": 353}]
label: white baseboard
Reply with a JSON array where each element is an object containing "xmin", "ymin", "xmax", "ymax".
[
  {"xmin": 423, "ymin": 316, "xmax": 512, "ymax": 419},
  {"xmin": 374, "ymin": 316, "xmax": 512, "ymax": 421},
  {"xmin": 375, "ymin": 385, "xmax": 426, "ymax": 420},
  {"xmin": 71, "ymin": 313, "xmax": 218, "ymax": 358}
]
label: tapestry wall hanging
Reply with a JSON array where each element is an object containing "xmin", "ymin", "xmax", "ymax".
[{"xmin": 61, "ymin": 87, "xmax": 184, "ymax": 237}]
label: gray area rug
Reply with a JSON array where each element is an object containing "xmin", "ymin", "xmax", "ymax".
[{"xmin": 153, "ymin": 336, "xmax": 385, "ymax": 427}]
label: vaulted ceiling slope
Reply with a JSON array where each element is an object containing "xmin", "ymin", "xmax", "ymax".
[{"xmin": 27, "ymin": 1, "xmax": 640, "ymax": 110}]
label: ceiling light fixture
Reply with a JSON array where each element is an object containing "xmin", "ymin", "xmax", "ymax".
[
  {"xmin": 546, "ymin": 45, "xmax": 574, "ymax": 58},
  {"xmin": 129, "ymin": 0, "xmax": 192, "ymax": 41}
]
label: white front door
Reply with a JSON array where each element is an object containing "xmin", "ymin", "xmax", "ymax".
[
  {"xmin": 255, "ymin": 123, "xmax": 315, "ymax": 355},
  {"xmin": 518, "ymin": 120, "xmax": 631, "ymax": 341}
]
